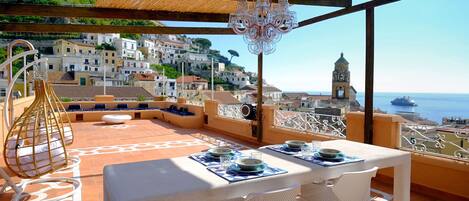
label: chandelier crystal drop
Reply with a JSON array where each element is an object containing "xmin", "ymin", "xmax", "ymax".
[{"xmin": 228, "ymin": 0, "xmax": 298, "ymax": 55}]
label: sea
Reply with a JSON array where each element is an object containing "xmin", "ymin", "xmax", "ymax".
[{"xmin": 307, "ymin": 91, "xmax": 469, "ymax": 124}]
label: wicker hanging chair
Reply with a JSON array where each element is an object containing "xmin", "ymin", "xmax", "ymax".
[
  {"xmin": 3, "ymin": 80, "xmax": 69, "ymax": 178},
  {"xmin": 46, "ymin": 83, "xmax": 74, "ymax": 145}
]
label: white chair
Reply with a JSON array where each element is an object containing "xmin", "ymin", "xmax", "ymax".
[
  {"xmin": 244, "ymin": 184, "xmax": 303, "ymax": 201},
  {"xmin": 302, "ymin": 167, "xmax": 379, "ymax": 201}
]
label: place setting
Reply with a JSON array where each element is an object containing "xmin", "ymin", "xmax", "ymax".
[
  {"xmin": 268, "ymin": 140, "xmax": 364, "ymax": 167},
  {"xmin": 206, "ymin": 151, "xmax": 288, "ymax": 183},
  {"xmin": 190, "ymin": 146, "xmax": 241, "ymax": 166}
]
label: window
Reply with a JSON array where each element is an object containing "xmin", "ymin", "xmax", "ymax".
[
  {"xmin": 80, "ymin": 77, "xmax": 86, "ymax": 86},
  {"xmin": 70, "ymin": 65, "xmax": 75, "ymax": 71},
  {"xmin": 88, "ymin": 50, "xmax": 92, "ymax": 54},
  {"xmin": 105, "ymin": 52, "xmax": 108, "ymax": 56},
  {"xmin": 48, "ymin": 65, "xmax": 53, "ymax": 70},
  {"xmin": 66, "ymin": 48, "xmax": 71, "ymax": 53},
  {"xmin": 133, "ymin": 63, "xmax": 136, "ymax": 67},
  {"xmin": 84, "ymin": 59, "xmax": 89, "ymax": 64},
  {"xmin": 105, "ymin": 59, "xmax": 109, "ymax": 64},
  {"xmin": 95, "ymin": 59, "xmax": 98, "ymax": 65},
  {"xmin": 85, "ymin": 66, "xmax": 88, "ymax": 71},
  {"xmin": 0, "ymin": 88, "xmax": 6, "ymax": 97},
  {"xmin": 111, "ymin": 60, "xmax": 115, "ymax": 64},
  {"xmin": 112, "ymin": 68, "xmax": 115, "ymax": 72},
  {"xmin": 112, "ymin": 53, "xmax": 115, "ymax": 57},
  {"xmin": 79, "ymin": 49, "xmax": 82, "ymax": 54},
  {"xmin": 125, "ymin": 71, "xmax": 130, "ymax": 74},
  {"xmin": 57, "ymin": 48, "xmax": 60, "ymax": 53},
  {"xmin": 94, "ymin": 68, "xmax": 98, "ymax": 72},
  {"xmin": 91, "ymin": 36, "xmax": 94, "ymax": 40}
]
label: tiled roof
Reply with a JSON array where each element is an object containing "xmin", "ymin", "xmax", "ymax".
[
  {"xmin": 307, "ymin": 95, "xmax": 332, "ymax": 100},
  {"xmin": 52, "ymin": 85, "xmax": 154, "ymax": 99},
  {"xmin": 176, "ymin": 75, "xmax": 207, "ymax": 83},
  {"xmin": 283, "ymin": 92, "xmax": 309, "ymax": 99},
  {"xmin": 240, "ymin": 85, "xmax": 282, "ymax": 92},
  {"xmin": 202, "ymin": 91, "xmax": 240, "ymax": 104},
  {"xmin": 130, "ymin": 73, "xmax": 156, "ymax": 81}
]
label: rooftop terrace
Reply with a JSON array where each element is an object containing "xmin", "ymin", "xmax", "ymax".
[
  {"xmin": 0, "ymin": 97, "xmax": 467, "ymax": 201},
  {"xmin": 0, "ymin": 119, "xmax": 437, "ymax": 201}
]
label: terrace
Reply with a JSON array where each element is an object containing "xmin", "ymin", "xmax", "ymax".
[
  {"xmin": 0, "ymin": 96, "xmax": 466, "ymax": 200},
  {"xmin": 0, "ymin": 0, "xmax": 468, "ymax": 201}
]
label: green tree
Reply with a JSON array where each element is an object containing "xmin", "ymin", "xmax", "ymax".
[
  {"xmin": 193, "ymin": 38, "xmax": 212, "ymax": 50},
  {"xmin": 150, "ymin": 64, "xmax": 181, "ymax": 79},
  {"xmin": 137, "ymin": 95, "xmax": 146, "ymax": 101},
  {"xmin": 228, "ymin": 49, "xmax": 239, "ymax": 63},
  {"xmin": 96, "ymin": 43, "xmax": 117, "ymax": 51}
]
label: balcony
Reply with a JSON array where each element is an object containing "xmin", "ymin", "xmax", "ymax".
[{"xmin": 0, "ymin": 97, "xmax": 467, "ymax": 200}]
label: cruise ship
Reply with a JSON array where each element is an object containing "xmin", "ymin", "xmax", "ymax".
[{"xmin": 391, "ymin": 96, "xmax": 418, "ymax": 107}]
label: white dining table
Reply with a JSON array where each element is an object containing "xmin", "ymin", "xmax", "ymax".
[{"xmin": 103, "ymin": 139, "xmax": 411, "ymax": 201}]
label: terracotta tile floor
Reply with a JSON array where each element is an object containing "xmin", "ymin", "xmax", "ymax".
[{"xmin": 0, "ymin": 119, "xmax": 439, "ymax": 201}]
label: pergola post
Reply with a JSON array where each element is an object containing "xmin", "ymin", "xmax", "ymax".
[
  {"xmin": 364, "ymin": 8, "xmax": 374, "ymax": 144},
  {"xmin": 256, "ymin": 53, "xmax": 263, "ymax": 143}
]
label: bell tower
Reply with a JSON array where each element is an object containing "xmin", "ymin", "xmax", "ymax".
[{"xmin": 332, "ymin": 53, "xmax": 350, "ymax": 100}]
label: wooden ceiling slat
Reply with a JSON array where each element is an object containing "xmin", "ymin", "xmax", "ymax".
[
  {"xmin": 0, "ymin": 3, "xmax": 229, "ymax": 22},
  {"xmin": 0, "ymin": 23, "xmax": 235, "ymax": 35},
  {"xmin": 95, "ymin": 0, "xmax": 351, "ymax": 13}
]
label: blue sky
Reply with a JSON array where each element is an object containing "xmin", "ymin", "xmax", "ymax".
[{"xmin": 165, "ymin": 0, "xmax": 469, "ymax": 93}]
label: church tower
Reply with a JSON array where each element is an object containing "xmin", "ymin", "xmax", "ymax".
[{"xmin": 332, "ymin": 53, "xmax": 351, "ymax": 100}]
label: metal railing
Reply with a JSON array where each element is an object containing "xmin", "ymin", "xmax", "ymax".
[
  {"xmin": 400, "ymin": 123, "xmax": 469, "ymax": 161},
  {"xmin": 274, "ymin": 110, "xmax": 346, "ymax": 138},
  {"xmin": 218, "ymin": 104, "xmax": 244, "ymax": 120}
]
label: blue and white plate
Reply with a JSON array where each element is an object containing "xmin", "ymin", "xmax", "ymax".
[
  {"xmin": 313, "ymin": 152, "xmax": 345, "ymax": 162},
  {"xmin": 228, "ymin": 164, "xmax": 265, "ymax": 175}
]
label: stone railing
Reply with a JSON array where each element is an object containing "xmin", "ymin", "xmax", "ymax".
[
  {"xmin": 400, "ymin": 123, "xmax": 469, "ymax": 161},
  {"xmin": 274, "ymin": 110, "xmax": 346, "ymax": 138},
  {"xmin": 217, "ymin": 104, "xmax": 245, "ymax": 120}
]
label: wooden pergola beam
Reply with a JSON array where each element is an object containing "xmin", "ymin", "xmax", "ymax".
[
  {"xmin": 0, "ymin": 1, "xmax": 351, "ymax": 23},
  {"xmin": 275, "ymin": 0, "xmax": 352, "ymax": 7},
  {"xmin": 0, "ymin": 23, "xmax": 235, "ymax": 35},
  {"xmin": 0, "ymin": 3, "xmax": 229, "ymax": 23},
  {"xmin": 298, "ymin": 0, "xmax": 399, "ymax": 27},
  {"xmin": 364, "ymin": 8, "xmax": 375, "ymax": 144}
]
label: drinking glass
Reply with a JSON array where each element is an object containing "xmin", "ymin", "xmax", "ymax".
[
  {"xmin": 311, "ymin": 141, "xmax": 322, "ymax": 152},
  {"xmin": 250, "ymin": 152, "xmax": 262, "ymax": 160},
  {"xmin": 301, "ymin": 145, "xmax": 312, "ymax": 157},
  {"xmin": 219, "ymin": 155, "xmax": 232, "ymax": 171}
]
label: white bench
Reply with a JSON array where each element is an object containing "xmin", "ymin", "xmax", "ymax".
[{"xmin": 102, "ymin": 114, "xmax": 132, "ymax": 124}]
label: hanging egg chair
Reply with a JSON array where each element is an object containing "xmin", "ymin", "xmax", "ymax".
[
  {"xmin": 45, "ymin": 83, "xmax": 74, "ymax": 145},
  {"xmin": 3, "ymin": 80, "xmax": 69, "ymax": 178}
]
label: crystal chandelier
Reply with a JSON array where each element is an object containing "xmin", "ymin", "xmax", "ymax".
[{"xmin": 228, "ymin": 0, "xmax": 298, "ymax": 55}]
